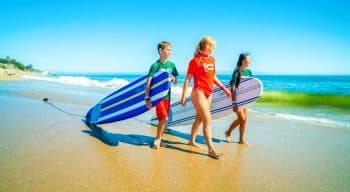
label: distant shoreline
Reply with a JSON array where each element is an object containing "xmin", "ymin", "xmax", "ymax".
[{"xmin": 0, "ymin": 68, "xmax": 45, "ymax": 81}]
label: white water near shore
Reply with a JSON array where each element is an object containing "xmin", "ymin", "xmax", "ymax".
[{"xmin": 21, "ymin": 73, "xmax": 350, "ymax": 131}]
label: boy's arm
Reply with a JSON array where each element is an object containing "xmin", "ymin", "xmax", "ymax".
[
  {"xmin": 170, "ymin": 71, "xmax": 177, "ymax": 85},
  {"xmin": 145, "ymin": 77, "xmax": 152, "ymax": 109},
  {"xmin": 171, "ymin": 65, "xmax": 179, "ymax": 85},
  {"xmin": 180, "ymin": 75, "xmax": 191, "ymax": 106},
  {"xmin": 171, "ymin": 76, "xmax": 177, "ymax": 85}
]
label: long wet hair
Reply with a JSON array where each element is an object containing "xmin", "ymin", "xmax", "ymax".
[
  {"xmin": 193, "ymin": 36, "xmax": 216, "ymax": 56},
  {"xmin": 233, "ymin": 53, "xmax": 249, "ymax": 88}
]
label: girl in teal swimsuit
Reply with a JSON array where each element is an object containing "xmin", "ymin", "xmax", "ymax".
[{"xmin": 225, "ymin": 53, "xmax": 252, "ymax": 146}]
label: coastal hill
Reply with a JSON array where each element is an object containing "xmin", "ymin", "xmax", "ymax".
[{"xmin": 0, "ymin": 57, "xmax": 42, "ymax": 80}]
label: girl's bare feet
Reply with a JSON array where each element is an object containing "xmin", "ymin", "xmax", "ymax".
[
  {"xmin": 225, "ymin": 130, "xmax": 233, "ymax": 143},
  {"xmin": 239, "ymin": 140, "xmax": 250, "ymax": 147},
  {"xmin": 188, "ymin": 142, "xmax": 203, "ymax": 149},
  {"xmin": 208, "ymin": 150, "xmax": 223, "ymax": 159}
]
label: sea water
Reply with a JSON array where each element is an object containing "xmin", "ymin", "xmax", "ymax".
[{"xmin": 19, "ymin": 73, "xmax": 350, "ymax": 130}]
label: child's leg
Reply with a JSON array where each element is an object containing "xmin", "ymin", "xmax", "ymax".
[
  {"xmin": 154, "ymin": 118, "xmax": 168, "ymax": 149},
  {"xmin": 188, "ymin": 114, "xmax": 203, "ymax": 148},
  {"xmin": 225, "ymin": 118, "xmax": 240, "ymax": 142},
  {"xmin": 154, "ymin": 100, "xmax": 170, "ymax": 149},
  {"xmin": 192, "ymin": 91, "xmax": 222, "ymax": 158},
  {"xmin": 238, "ymin": 108, "xmax": 249, "ymax": 146},
  {"xmin": 189, "ymin": 93, "xmax": 211, "ymax": 148}
]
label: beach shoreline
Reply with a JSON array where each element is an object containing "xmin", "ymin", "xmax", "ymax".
[
  {"xmin": 0, "ymin": 80, "xmax": 349, "ymax": 191},
  {"xmin": 0, "ymin": 68, "xmax": 45, "ymax": 81},
  {"xmin": 0, "ymin": 69, "xmax": 26, "ymax": 81}
]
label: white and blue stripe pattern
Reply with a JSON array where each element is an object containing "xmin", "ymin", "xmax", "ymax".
[
  {"xmin": 150, "ymin": 77, "xmax": 263, "ymax": 127},
  {"xmin": 86, "ymin": 71, "xmax": 171, "ymax": 124}
]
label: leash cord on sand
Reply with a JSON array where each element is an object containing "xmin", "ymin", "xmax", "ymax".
[
  {"xmin": 42, "ymin": 97, "xmax": 153, "ymax": 125},
  {"xmin": 42, "ymin": 97, "xmax": 85, "ymax": 118}
]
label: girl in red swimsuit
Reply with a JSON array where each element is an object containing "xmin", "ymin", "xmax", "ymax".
[{"xmin": 180, "ymin": 36, "xmax": 230, "ymax": 158}]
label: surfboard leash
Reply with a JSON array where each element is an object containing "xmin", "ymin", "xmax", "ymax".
[
  {"xmin": 42, "ymin": 97, "xmax": 85, "ymax": 118},
  {"xmin": 42, "ymin": 97, "xmax": 152, "ymax": 124}
]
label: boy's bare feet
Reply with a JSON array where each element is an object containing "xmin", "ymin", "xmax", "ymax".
[
  {"xmin": 208, "ymin": 150, "xmax": 223, "ymax": 159},
  {"xmin": 225, "ymin": 130, "xmax": 233, "ymax": 143},
  {"xmin": 188, "ymin": 142, "xmax": 203, "ymax": 149},
  {"xmin": 153, "ymin": 139, "xmax": 161, "ymax": 149}
]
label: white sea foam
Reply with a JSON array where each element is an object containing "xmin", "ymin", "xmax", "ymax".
[
  {"xmin": 273, "ymin": 113, "xmax": 336, "ymax": 124},
  {"xmin": 256, "ymin": 110, "xmax": 347, "ymax": 128},
  {"xmin": 22, "ymin": 74, "xmax": 191, "ymax": 94},
  {"xmin": 23, "ymin": 75, "xmax": 129, "ymax": 89},
  {"xmin": 170, "ymin": 85, "xmax": 191, "ymax": 99}
]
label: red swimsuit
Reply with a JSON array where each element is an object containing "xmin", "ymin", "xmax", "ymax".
[{"xmin": 187, "ymin": 53, "xmax": 216, "ymax": 98}]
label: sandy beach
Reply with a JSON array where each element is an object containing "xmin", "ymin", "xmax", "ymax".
[
  {"xmin": 0, "ymin": 80, "xmax": 349, "ymax": 192},
  {"xmin": 0, "ymin": 68, "xmax": 45, "ymax": 81},
  {"xmin": 2, "ymin": 0, "xmax": 350, "ymax": 191},
  {"xmin": 0, "ymin": 69, "xmax": 26, "ymax": 81}
]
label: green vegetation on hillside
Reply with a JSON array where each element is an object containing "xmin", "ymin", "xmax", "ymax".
[{"xmin": 0, "ymin": 56, "xmax": 40, "ymax": 72}]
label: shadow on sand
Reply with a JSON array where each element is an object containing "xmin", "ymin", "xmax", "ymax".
[
  {"xmin": 162, "ymin": 128, "xmax": 224, "ymax": 145},
  {"xmin": 82, "ymin": 122, "xmax": 216, "ymax": 158},
  {"xmin": 82, "ymin": 122, "xmax": 154, "ymax": 147}
]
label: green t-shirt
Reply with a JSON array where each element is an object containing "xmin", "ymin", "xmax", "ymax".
[
  {"xmin": 147, "ymin": 60, "xmax": 178, "ymax": 100},
  {"xmin": 230, "ymin": 68, "xmax": 252, "ymax": 87}
]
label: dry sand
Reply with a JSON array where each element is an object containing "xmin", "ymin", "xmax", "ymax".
[
  {"xmin": 0, "ymin": 68, "xmax": 33, "ymax": 81},
  {"xmin": 0, "ymin": 94, "xmax": 349, "ymax": 191}
]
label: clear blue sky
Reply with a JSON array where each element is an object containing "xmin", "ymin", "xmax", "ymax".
[{"xmin": 1, "ymin": 0, "xmax": 349, "ymax": 74}]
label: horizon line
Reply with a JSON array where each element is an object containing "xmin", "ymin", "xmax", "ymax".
[{"xmin": 50, "ymin": 70, "xmax": 350, "ymax": 76}]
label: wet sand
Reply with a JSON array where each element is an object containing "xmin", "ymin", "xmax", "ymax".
[{"xmin": 0, "ymin": 91, "xmax": 349, "ymax": 191}]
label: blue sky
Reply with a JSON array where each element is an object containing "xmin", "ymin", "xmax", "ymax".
[{"xmin": 1, "ymin": 0, "xmax": 349, "ymax": 74}]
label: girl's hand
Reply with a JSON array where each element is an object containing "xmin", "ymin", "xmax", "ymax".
[
  {"xmin": 180, "ymin": 97, "xmax": 186, "ymax": 106},
  {"xmin": 223, "ymin": 87, "xmax": 231, "ymax": 97},
  {"xmin": 232, "ymin": 106, "xmax": 238, "ymax": 112},
  {"xmin": 232, "ymin": 102, "xmax": 238, "ymax": 112}
]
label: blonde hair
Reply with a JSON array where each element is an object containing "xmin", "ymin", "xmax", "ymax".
[{"xmin": 194, "ymin": 36, "xmax": 216, "ymax": 56}]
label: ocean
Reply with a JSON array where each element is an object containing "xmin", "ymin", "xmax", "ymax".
[{"xmin": 10, "ymin": 73, "xmax": 350, "ymax": 130}]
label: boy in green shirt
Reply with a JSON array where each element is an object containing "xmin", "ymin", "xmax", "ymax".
[{"xmin": 145, "ymin": 41, "xmax": 178, "ymax": 149}]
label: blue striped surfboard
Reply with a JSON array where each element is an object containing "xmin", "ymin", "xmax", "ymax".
[
  {"xmin": 85, "ymin": 71, "xmax": 171, "ymax": 125},
  {"xmin": 150, "ymin": 77, "xmax": 263, "ymax": 127}
]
